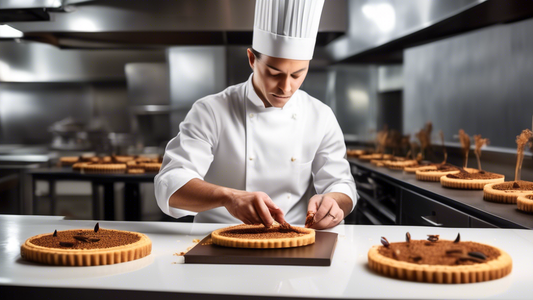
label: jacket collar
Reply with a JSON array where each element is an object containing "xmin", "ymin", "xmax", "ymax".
[{"xmin": 246, "ymin": 73, "xmax": 297, "ymax": 111}]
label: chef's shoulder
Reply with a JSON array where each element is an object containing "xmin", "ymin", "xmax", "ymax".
[
  {"xmin": 297, "ymin": 89, "xmax": 336, "ymax": 123},
  {"xmin": 192, "ymin": 82, "xmax": 245, "ymax": 116}
]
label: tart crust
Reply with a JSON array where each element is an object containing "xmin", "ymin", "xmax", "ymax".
[
  {"xmin": 368, "ymin": 244, "xmax": 512, "ymax": 284},
  {"xmin": 404, "ymin": 165, "xmax": 437, "ymax": 174},
  {"xmin": 416, "ymin": 169, "xmax": 460, "ymax": 182},
  {"xmin": 517, "ymin": 194, "xmax": 533, "ymax": 213},
  {"xmin": 368, "ymin": 244, "xmax": 513, "ymax": 283},
  {"xmin": 440, "ymin": 169, "xmax": 505, "ymax": 190},
  {"xmin": 211, "ymin": 224, "xmax": 315, "ymax": 249},
  {"xmin": 384, "ymin": 160, "xmax": 419, "ymax": 170},
  {"xmin": 20, "ymin": 229, "xmax": 151, "ymax": 266},
  {"xmin": 83, "ymin": 164, "xmax": 127, "ymax": 174},
  {"xmin": 483, "ymin": 181, "xmax": 533, "ymax": 204}
]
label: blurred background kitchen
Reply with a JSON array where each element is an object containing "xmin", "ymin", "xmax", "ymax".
[{"xmin": 1, "ymin": 0, "xmax": 532, "ymax": 223}]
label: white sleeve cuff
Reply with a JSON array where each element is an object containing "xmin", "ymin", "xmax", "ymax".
[
  {"xmin": 323, "ymin": 183, "xmax": 358, "ymax": 213},
  {"xmin": 154, "ymin": 168, "xmax": 202, "ymax": 219}
]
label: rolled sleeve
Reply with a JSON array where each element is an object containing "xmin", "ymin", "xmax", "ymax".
[{"xmin": 312, "ymin": 109, "xmax": 358, "ymax": 213}]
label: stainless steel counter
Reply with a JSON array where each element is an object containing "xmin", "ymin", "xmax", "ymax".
[
  {"xmin": 349, "ymin": 159, "xmax": 533, "ymax": 229},
  {"xmin": 2, "ymin": 215, "xmax": 533, "ymax": 299}
]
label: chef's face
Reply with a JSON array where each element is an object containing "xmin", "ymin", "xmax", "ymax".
[{"xmin": 247, "ymin": 48, "xmax": 309, "ymax": 108}]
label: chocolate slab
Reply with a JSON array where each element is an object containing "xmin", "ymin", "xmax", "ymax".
[{"xmin": 184, "ymin": 231, "xmax": 338, "ymax": 266}]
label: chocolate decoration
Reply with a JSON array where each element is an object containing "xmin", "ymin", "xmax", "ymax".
[
  {"xmin": 73, "ymin": 235, "xmax": 89, "ymax": 242},
  {"xmin": 94, "ymin": 222, "xmax": 100, "ymax": 233},
  {"xmin": 406, "ymin": 232, "xmax": 411, "ymax": 243},
  {"xmin": 59, "ymin": 241, "xmax": 75, "ymax": 247},
  {"xmin": 409, "ymin": 255, "xmax": 422, "ymax": 262},
  {"xmin": 468, "ymin": 251, "xmax": 487, "ymax": 260},
  {"xmin": 454, "ymin": 233, "xmax": 461, "ymax": 243},
  {"xmin": 446, "ymin": 249, "xmax": 464, "ymax": 255},
  {"xmin": 513, "ymin": 182, "xmax": 520, "ymax": 188},
  {"xmin": 88, "ymin": 238, "xmax": 100, "ymax": 243},
  {"xmin": 381, "ymin": 237, "xmax": 390, "ymax": 248},
  {"xmin": 53, "ymin": 230, "xmax": 57, "ymax": 237},
  {"xmin": 458, "ymin": 255, "xmax": 485, "ymax": 263},
  {"xmin": 427, "ymin": 235, "xmax": 439, "ymax": 242}
]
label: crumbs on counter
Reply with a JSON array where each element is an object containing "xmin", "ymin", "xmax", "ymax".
[
  {"xmin": 173, "ymin": 252, "xmax": 186, "ymax": 256},
  {"xmin": 193, "ymin": 239, "xmax": 200, "ymax": 243}
]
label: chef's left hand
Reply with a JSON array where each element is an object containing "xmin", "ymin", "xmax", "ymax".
[{"xmin": 306, "ymin": 194, "xmax": 344, "ymax": 230}]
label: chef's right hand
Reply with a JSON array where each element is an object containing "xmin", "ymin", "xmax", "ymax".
[{"xmin": 223, "ymin": 190, "xmax": 285, "ymax": 227}]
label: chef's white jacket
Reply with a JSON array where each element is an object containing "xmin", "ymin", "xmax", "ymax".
[{"xmin": 154, "ymin": 74, "xmax": 357, "ymax": 224}]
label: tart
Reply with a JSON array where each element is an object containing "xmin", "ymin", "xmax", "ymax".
[
  {"xmin": 517, "ymin": 194, "xmax": 533, "ymax": 213},
  {"xmin": 72, "ymin": 162, "xmax": 92, "ymax": 171},
  {"xmin": 403, "ymin": 164, "xmax": 437, "ymax": 174},
  {"xmin": 371, "ymin": 159, "xmax": 388, "ymax": 167},
  {"xmin": 211, "ymin": 223, "xmax": 315, "ymax": 249},
  {"xmin": 346, "ymin": 149, "xmax": 367, "ymax": 157},
  {"xmin": 483, "ymin": 181, "xmax": 533, "ymax": 204},
  {"xmin": 83, "ymin": 164, "xmax": 127, "ymax": 174},
  {"xmin": 415, "ymin": 164, "xmax": 460, "ymax": 182},
  {"xmin": 358, "ymin": 153, "xmax": 393, "ymax": 162},
  {"xmin": 384, "ymin": 159, "xmax": 419, "ymax": 171},
  {"xmin": 59, "ymin": 156, "xmax": 79, "ymax": 166},
  {"xmin": 440, "ymin": 168, "xmax": 505, "ymax": 190},
  {"xmin": 20, "ymin": 224, "xmax": 151, "ymax": 266},
  {"xmin": 368, "ymin": 233, "xmax": 512, "ymax": 284},
  {"xmin": 143, "ymin": 163, "xmax": 162, "ymax": 172},
  {"xmin": 113, "ymin": 155, "xmax": 135, "ymax": 163},
  {"xmin": 127, "ymin": 168, "xmax": 145, "ymax": 174}
]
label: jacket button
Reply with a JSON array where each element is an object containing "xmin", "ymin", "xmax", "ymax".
[
  {"xmin": 249, "ymin": 157, "xmax": 254, "ymax": 161},
  {"xmin": 249, "ymin": 113, "xmax": 254, "ymax": 118},
  {"xmin": 291, "ymin": 157, "xmax": 296, "ymax": 162},
  {"xmin": 292, "ymin": 114, "xmax": 297, "ymax": 119}
]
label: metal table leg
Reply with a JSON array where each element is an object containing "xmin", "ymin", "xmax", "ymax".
[
  {"xmin": 49, "ymin": 179, "xmax": 56, "ymax": 216},
  {"xmin": 124, "ymin": 183, "xmax": 141, "ymax": 221},
  {"xmin": 103, "ymin": 182, "xmax": 115, "ymax": 220},
  {"xmin": 92, "ymin": 183, "xmax": 102, "ymax": 220},
  {"xmin": 32, "ymin": 177, "xmax": 38, "ymax": 215}
]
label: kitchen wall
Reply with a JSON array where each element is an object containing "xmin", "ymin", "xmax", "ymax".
[
  {"xmin": 404, "ymin": 16, "xmax": 533, "ymax": 149},
  {"xmin": 327, "ymin": 65, "xmax": 378, "ymax": 141},
  {"xmin": 0, "ymin": 41, "xmax": 166, "ymax": 145}
]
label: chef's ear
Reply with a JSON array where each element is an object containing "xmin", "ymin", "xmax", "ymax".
[{"xmin": 247, "ymin": 48, "xmax": 256, "ymax": 71}]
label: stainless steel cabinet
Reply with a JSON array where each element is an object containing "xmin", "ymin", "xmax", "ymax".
[{"xmin": 400, "ymin": 189, "xmax": 470, "ymax": 228}]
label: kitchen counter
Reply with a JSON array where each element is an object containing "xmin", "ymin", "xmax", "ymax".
[
  {"xmin": 349, "ymin": 159, "xmax": 533, "ymax": 229},
  {"xmin": 2, "ymin": 215, "xmax": 533, "ymax": 299}
]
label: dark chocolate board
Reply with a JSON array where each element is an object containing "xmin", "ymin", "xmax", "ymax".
[{"xmin": 184, "ymin": 231, "xmax": 338, "ymax": 266}]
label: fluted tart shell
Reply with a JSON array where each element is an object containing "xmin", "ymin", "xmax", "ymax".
[
  {"xmin": 21, "ymin": 229, "xmax": 151, "ymax": 266},
  {"xmin": 211, "ymin": 224, "xmax": 315, "ymax": 249}
]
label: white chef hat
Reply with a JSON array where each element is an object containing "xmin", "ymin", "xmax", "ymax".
[{"xmin": 252, "ymin": 0, "xmax": 325, "ymax": 60}]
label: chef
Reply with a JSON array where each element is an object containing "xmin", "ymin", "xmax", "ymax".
[{"xmin": 155, "ymin": 0, "xmax": 357, "ymax": 230}]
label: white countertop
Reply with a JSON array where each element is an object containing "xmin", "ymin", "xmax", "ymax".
[{"xmin": 1, "ymin": 215, "xmax": 533, "ymax": 299}]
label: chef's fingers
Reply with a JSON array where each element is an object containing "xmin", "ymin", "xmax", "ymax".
[
  {"xmin": 247, "ymin": 205, "xmax": 264, "ymax": 225},
  {"xmin": 312, "ymin": 197, "xmax": 334, "ymax": 226},
  {"xmin": 307, "ymin": 194, "xmax": 324, "ymax": 214},
  {"xmin": 263, "ymin": 196, "xmax": 286, "ymax": 224},
  {"xmin": 312, "ymin": 207, "xmax": 340, "ymax": 230},
  {"xmin": 241, "ymin": 216, "xmax": 253, "ymax": 225},
  {"xmin": 252, "ymin": 195, "xmax": 275, "ymax": 227}
]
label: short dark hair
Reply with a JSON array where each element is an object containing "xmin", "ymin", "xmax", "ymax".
[{"xmin": 251, "ymin": 48, "xmax": 262, "ymax": 60}]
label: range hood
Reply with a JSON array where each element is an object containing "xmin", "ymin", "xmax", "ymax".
[
  {"xmin": 327, "ymin": 0, "xmax": 533, "ymax": 64},
  {"xmin": 0, "ymin": 0, "xmax": 91, "ymax": 23},
  {"xmin": 4, "ymin": 0, "xmax": 347, "ymax": 49}
]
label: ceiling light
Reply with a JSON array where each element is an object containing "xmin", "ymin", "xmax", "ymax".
[{"xmin": 0, "ymin": 25, "xmax": 23, "ymax": 38}]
